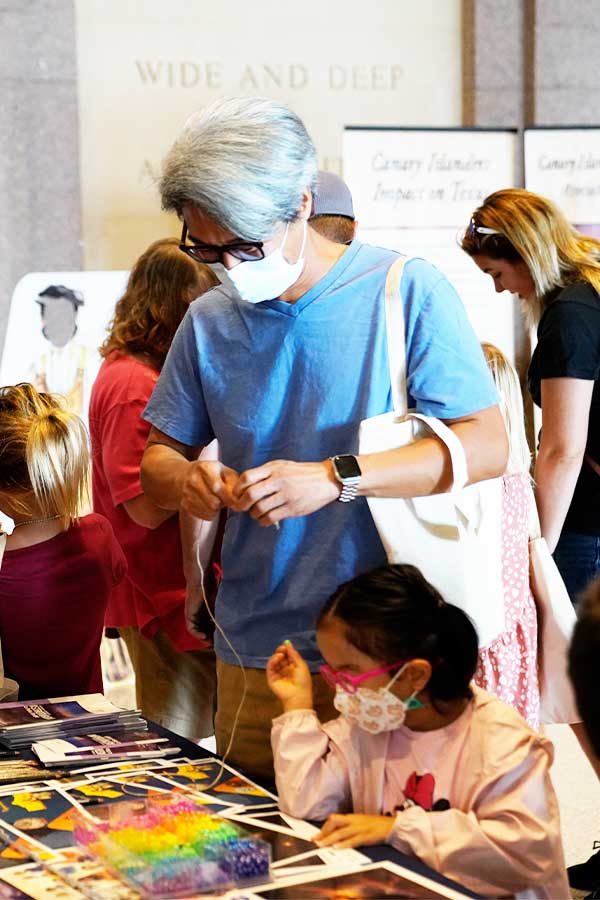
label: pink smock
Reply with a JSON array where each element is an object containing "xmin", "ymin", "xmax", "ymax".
[{"xmin": 271, "ymin": 686, "xmax": 568, "ymax": 899}]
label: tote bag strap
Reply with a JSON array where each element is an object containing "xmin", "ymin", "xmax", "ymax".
[
  {"xmin": 409, "ymin": 413, "xmax": 469, "ymax": 494},
  {"xmin": 383, "ymin": 257, "xmax": 469, "ymax": 492},
  {"xmin": 384, "ymin": 256, "xmax": 410, "ymax": 416}
]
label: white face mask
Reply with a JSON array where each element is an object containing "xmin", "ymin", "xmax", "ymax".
[
  {"xmin": 333, "ymin": 665, "xmax": 424, "ymax": 734},
  {"xmin": 227, "ymin": 221, "xmax": 307, "ymax": 304}
]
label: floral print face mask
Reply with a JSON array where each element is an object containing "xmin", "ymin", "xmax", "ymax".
[{"xmin": 333, "ymin": 664, "xmax": 424, "ymax": 734}]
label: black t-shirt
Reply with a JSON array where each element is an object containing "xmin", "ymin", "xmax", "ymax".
[{"xmin": 528, "ymin": 281, "xmax": 600, "ymax": 533}]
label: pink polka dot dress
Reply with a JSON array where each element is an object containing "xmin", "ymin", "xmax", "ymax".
[{"xmin": 474, "ymin": 474, "xmax": 540, "ymax": 729}]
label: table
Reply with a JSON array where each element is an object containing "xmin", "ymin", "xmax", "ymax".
[
  {"xmin": 150, "ymin": 722, "xmax": 482, "ymax": 899},
  {"xmin": 0, "ymin": 720, "xmax": 481, "ymax": 899}
]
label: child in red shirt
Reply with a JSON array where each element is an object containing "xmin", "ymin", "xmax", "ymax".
[{"xmin": 0, "ymin": 383, "xmax": 126, "ymax": 699}]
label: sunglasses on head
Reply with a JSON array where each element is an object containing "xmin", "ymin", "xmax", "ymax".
[{"xmin": 467, "ymin": 217, "xmax": 501, "ymax": 238}]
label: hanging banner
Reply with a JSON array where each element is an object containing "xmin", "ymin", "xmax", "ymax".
[
  {"xmin": 343, "ymin": 128, "xmax": 519, "ymax": 359},
  {"xmin": 524, "ymin": 127, "xmax": 600, "ymax": 230},
  {"xmin": 344, "ymin": 127, "xmax": 517, "ymax": 228}
]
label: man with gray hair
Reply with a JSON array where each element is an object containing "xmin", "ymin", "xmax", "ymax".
[{"xmin": 141, "ymin": 97, "xmax": 507, "ymax": 778}]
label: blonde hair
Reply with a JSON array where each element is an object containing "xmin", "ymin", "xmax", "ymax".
[
  {"xmin": 462, "ymin": 189, "xmax": 600, "ymax": 325},
  {"xmin": 0, "ymin": 383, "xmax": 89, "ymax": 524},
  {"xmin": 481, "ymin": 343, "xmax": 531, "ymax": 476}
]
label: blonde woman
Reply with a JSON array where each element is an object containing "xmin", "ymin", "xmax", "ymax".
[
  {"xmin": 462, "ymin": 189, "xmax": 600, "ymax": 607},
  {"xmin": 0, "ymin": 384, "xmax": 126, "ymax": 698}
]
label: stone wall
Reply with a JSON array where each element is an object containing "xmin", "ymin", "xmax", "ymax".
[
  {"xmin": 534, "ymin": 0, "xmax": 600, "ymax": 124},
  {"xmin": 0, "ymin": 0, "xmax": 81, "ymax": 353},
  {"xmin": 463, "ymin": 0, "xmax": 527, "ymax": 129}
]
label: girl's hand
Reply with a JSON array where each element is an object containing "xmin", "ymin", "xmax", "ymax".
[
  {"xmin": 314, "ymin": 814, "xmax": 394, "ymax": 849},
  {"xmin": 266, "ymin": 641, "xmax": 313, "ymax": 712}
]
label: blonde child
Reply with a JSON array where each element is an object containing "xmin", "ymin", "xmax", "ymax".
[
  {"xmin": 0, "ymin": 383, "xmax": 126, "ymax": 698},
  {"xmin": 267, "ymin": 563, "xmax": 568, "ymax": 900},
  {"xmin": 475, "ymin": 343, "xmax": 540, "ymax": 728}
]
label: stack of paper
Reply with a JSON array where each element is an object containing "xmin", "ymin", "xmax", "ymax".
[
  {"xmin": 0, "ymin": 694, "xmax": 145, "ymax": 749},
  {"xmin": 32, "ymin": 729, "xmax": 181, "ymax": 768}
]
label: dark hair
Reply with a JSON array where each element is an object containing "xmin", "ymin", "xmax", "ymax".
[
  {"xmin": 317, "ymin": 564, "xmax": 478, "ymax": 704},
  {"xmin": 569, "ymin": 578, "xmax": 600, "ymax": 757},
  {"xmin": 37, "ymin": 284, "xmax": 84, "ymax": 308}
]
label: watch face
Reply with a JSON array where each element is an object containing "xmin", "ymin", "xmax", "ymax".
[{"xmin": 334, "ymin": 455, "xmax": 362, "ymax": 479}]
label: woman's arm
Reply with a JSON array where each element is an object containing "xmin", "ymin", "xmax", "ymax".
[
  {"xmin": 97, "ymin": 401, "xmax": 178, "ymax": 530},
  {"xmin": 535, "ymin": 377, "xmax": 594, "ymax": 552},
  {"xmin": 121, "ymin": 495, "xmax": 175, "ymax": 529},
  {"xmin": 179, "ymin": 441, "xmax": 221, "ymax": 636}
]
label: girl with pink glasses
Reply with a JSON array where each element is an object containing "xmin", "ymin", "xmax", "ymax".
[{"xmin": 266, "ymin": 564, "xmax": 568, "ymax": 900}]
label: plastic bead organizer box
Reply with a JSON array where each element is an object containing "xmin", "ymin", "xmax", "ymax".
[{"xmin": 74, "ymin": 793, "xmax": 271, "ymax": 898}]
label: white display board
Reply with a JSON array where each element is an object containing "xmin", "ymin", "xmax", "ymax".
[
  {"xmin": 344, "ymin": 128, "xmax": 517, "ymax": 229},
  {"xmin": 0, "ymin": 271, "xmax": 128, "ymax": 424},
  {"xmin": 524, "ymin": 127, "xmax": 600, "ymax": 228},
  {"xmin": 344, "ymin": 128, "xmax": 519, "ymax": 360}
]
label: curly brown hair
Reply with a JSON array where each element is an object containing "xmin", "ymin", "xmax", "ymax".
[{"xmin": 100, "ymin": 238, "xmax": 218, "ymax": 367}]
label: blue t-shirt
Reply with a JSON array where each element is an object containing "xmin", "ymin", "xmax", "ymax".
[{"xmin": 143, "ymin": 241, "xmax": 498, "ymax": 667}]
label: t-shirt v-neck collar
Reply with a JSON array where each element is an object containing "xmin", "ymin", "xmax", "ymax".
[{"xmin": 259, "ymin": 240, "xmax": 362, "ymax": 317}]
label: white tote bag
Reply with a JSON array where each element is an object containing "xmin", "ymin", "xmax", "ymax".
[
  {"xmin": 527, "ymin": 498, "xmax": 579, "ymax": 724},
  {"xmin": 0, "ymin": 532, "xmax": 20, "ymax": 703},
  {"xmin": 358, "ymin": 257, "xmax": 506, "ymax": 648}
]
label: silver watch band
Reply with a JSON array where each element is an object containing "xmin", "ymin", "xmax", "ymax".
[{"xmin": 337, "ymin": 477, "xmax": 361, "ymax": 503}]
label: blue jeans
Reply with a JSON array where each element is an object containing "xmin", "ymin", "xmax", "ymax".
[{"xmin": 553, "ymin": 531, "xmax": 600, "ymax": 608}]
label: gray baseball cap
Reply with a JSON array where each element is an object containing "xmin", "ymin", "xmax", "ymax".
[{"xmin": 311, "ymin": 171, "xmax": 354, "ymax": 219}]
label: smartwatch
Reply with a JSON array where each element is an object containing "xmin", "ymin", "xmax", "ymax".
[{"xmin": 330, "ymin": 454, "xmax": 362, "ymax": 503}]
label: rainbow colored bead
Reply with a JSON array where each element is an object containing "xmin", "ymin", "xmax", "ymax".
[{"xmin": 74, "ymin": 795, "xmax": 270, "ymax": 897}]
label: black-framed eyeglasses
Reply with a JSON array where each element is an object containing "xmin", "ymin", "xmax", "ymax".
[{"xmin": 179, "ymin": 223, "xmax": 265, "ymax": 264}]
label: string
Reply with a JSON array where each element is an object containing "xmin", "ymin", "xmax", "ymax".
[{"xmin": 194, "ymin": 543, "xmax": 248, "ymax": 792}]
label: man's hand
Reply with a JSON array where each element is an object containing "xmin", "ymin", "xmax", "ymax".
[
  {"xmin": 181, "ymin": 460, "xmax": 239, "ymax": 520},
  {"xmin": 233, "ymin": 459, "xmax": 340, "ymax": 525},
  {"xmin": 315, "ymin": 814, "xmax": 394, "ymax": 849}
]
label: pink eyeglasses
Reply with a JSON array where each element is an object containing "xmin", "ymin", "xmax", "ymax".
[{"xmin": 319, "ymin": 660, "xmax": 407, "ymax": 694}]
